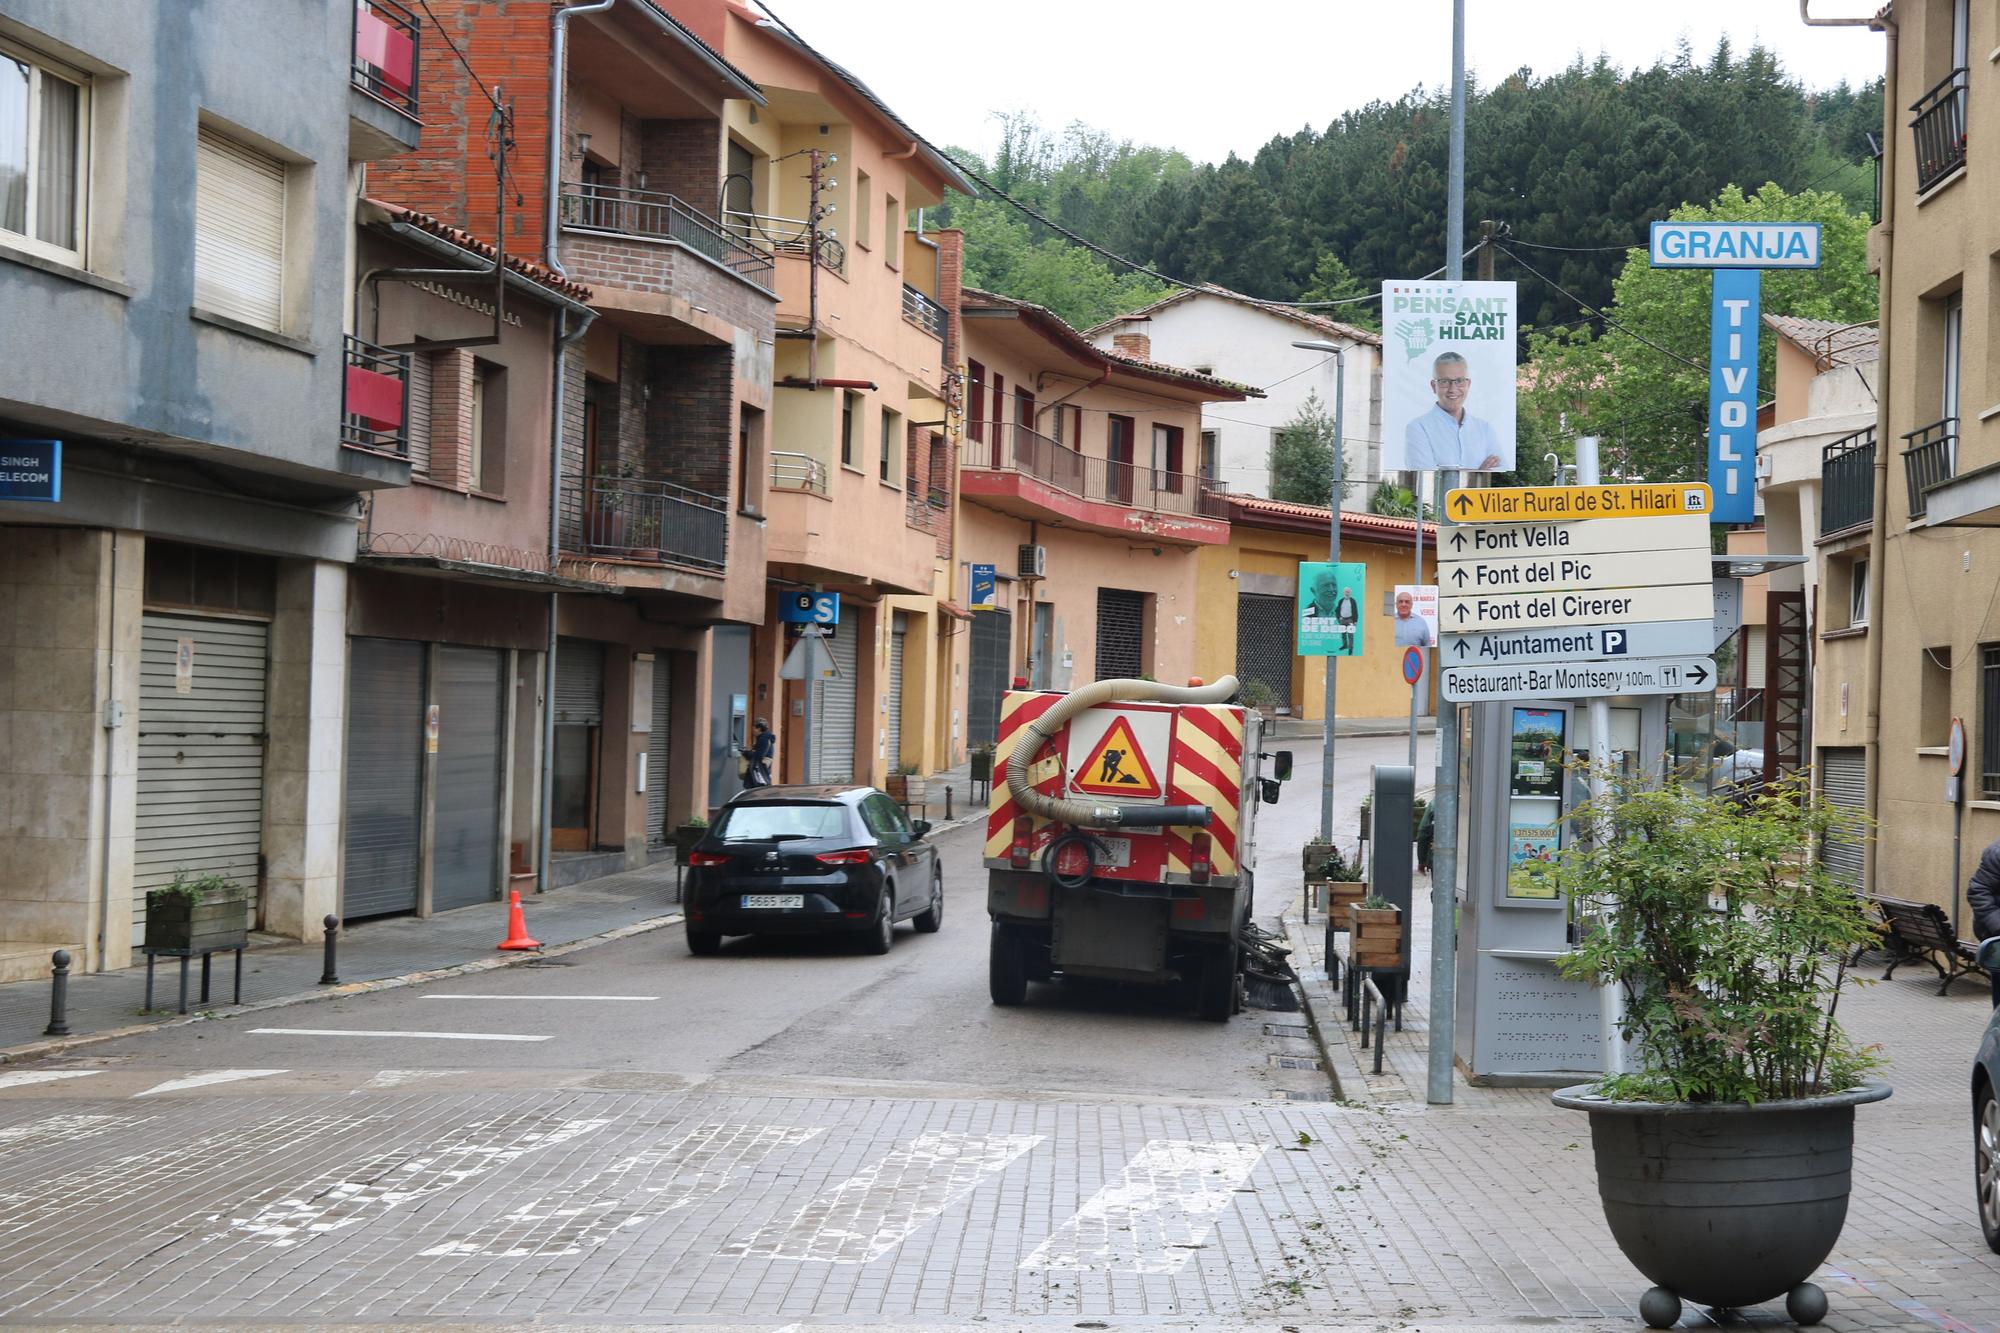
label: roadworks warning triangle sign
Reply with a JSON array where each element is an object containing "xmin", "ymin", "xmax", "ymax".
[{"xmin": 1071, "ymin": 715, "xmax": 1164, "ymax": 799}]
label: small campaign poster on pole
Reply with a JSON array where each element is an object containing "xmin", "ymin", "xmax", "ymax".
[
  {"xmin": 1391, "ymin": 584, "xmax": 1438, "ymax": 647},
  {"xmin": 1381, "ymin": 281, "xmax": 1518, "ymax": 473},
  {"xmin": 1298, "ymin": 561, "xmax": 1366, "ymax": 657}
]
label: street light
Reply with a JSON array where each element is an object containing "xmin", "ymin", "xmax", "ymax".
[{"xmin": 1292, "ymin": 339, "xmax": 1345, "ymax": 843}]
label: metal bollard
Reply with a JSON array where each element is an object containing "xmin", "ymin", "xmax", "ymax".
[
  {"xmin": 945, "ymin": 785, "xmax": 954, "ymax": 820},
  {"xmin": 319, "ymin": 914, "xmax": 339, "ymax": 985},
  {"xmin": 44, "ymin": 949, "xmax": 71, "ymax": 1037}
]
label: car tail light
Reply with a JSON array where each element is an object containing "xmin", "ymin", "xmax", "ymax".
[
  {"xmin": 687, "ymin": 851, "xmax": 730, "ymax": 867},
  {"xmin": 1189, "ymin": 833, "xmax": 1213, "ymax": 884},
  {"xmin": 1009, "ymin": 816, "xmax": 1034, "ymax": 869},
  {"xmin": 815, "ymin": 849, "xmax": 872, "ymax": 865}
]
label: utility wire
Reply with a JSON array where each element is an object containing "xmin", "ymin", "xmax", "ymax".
[
  {"xmin": 1502, "ymin": 246, "xmax": 1708, "ymax": 373},
  {"xmin": 413, "ymin": 0, "xmax": 506, "ymax": 114}
]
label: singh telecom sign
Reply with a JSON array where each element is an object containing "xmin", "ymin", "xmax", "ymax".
[{"xmin": 0, "ymin": 440, "xmax": 60, "ymax": 502}]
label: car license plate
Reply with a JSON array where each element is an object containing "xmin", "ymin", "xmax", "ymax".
[
  {"xmin": 741, "ymin": 894, "xmax": 804, "ymax": 909},
  {"xmin": 1095, "ymin": 836, "xmax": 1132, "ymax": 869}
]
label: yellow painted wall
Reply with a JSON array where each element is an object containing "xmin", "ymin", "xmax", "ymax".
[{"xmin": 1194, "ymin": 523, "xmax": 1431, "ymax": 719}]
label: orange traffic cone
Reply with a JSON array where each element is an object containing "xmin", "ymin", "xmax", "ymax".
[{"xmin": 497, "ymin": 890, "xmax": 542, "ymax": 951}]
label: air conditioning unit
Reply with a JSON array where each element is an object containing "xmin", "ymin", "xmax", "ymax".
[{"xmin": 1017, "ymin": 543, "xmax": 1047, "ymax": 579}]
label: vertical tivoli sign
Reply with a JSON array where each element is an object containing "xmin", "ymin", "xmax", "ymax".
[{"xmin": 1647, "ymin": 221, "xmax": 1822, "ymax": 525}]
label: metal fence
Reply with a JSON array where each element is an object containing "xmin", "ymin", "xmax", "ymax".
[
  {"xmin": 561, "ymin": 182, "xmax": 774, "ymax": 284},
  {"xmin": 576, "ymin": 477, "xmax": 727, "ymax": 571},
  {"xmin": 967, "ymin": 422, "xmax": 1227, "ymax": 519},
  {"xmin": 1819, "ymin": 426, "xmax": 1875, "ymax": 535},
  {"xmin": 1901, "ymin": 417, "xmax": 1956, "ymax": 519},
  {"xmin": 770, "ymin": 451, "xmax": 828, "ymax": 498},
  {"xmin": 1910, "ymin": 67, "xmax": 1968, "ymax": 195},
  {"xmin": 352, "ymin": 0, "xmax": 420, "ymax": 118}
]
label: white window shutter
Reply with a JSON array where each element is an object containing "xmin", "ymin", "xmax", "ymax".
[
  {"xmin": 194, "ymin": 127, "xmax": 286, "ymax": 330},
  {"xmin": 405, "ymin": 350, "xmax": 433, "ymax": 476}
]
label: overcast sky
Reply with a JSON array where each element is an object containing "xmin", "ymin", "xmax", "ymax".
[{"xmin": 776, "ymin": 1, "xmax": 1888, "ymax": 166}]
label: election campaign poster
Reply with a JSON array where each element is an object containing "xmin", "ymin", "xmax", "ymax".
[
  {"xmin": 1391, "ymin": 584, "xmax": 1438, "ymax": 648},
  {"xmin": 1381, "ymin": 280, "xmax": 1518, "ymax": 474},
  {"xmin": 1297, "ymin": 561, "xmax": 1366, "ymax": 657}
]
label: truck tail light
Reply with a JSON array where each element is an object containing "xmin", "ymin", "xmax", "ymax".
[
  {"xmin": 1054, "ymin": 839, "xmax": 1091, "ymax": 880},
  {"xmin": 1189, "ymin": 832, "xmax": 1213, "ymax": 884},
  {"xmin": 687, "ymin": 851, "xmax": 730, "ymax": 867},
  {"xmin": 815, "ymin": 849, "xmax": 872, "ymax": 865},
  {"xmin": 1009, "ymin": 816, "xmax": 1034, "ymax": 869},
  {"xmin": 1172, "ymin": 896, "xmax": 1206, "ymax": 923}
]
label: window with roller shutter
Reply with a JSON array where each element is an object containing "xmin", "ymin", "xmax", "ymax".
[{"xmin": 194, "ymin": 126, "xmax": 287, "ymax": 331}]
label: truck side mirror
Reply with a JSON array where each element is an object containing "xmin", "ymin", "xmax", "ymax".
[{"xmin": 1273, "ymin": 751, "xmax": 1294, "ymax": 781}]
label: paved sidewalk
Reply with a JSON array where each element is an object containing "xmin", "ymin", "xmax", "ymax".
[{"xmin": 0, "ymin": 860, "xmax": 690, "ymax": 1060}]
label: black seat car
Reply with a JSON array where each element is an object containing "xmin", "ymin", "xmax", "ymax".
[{"xmin": 681, "ymin": 785, "xmax": 943, "ymax": 956}]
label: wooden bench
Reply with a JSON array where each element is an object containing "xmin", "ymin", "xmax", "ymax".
[{"xmin": 1860, "ymin": 894, "xmax": 1984, "ymax": 995}]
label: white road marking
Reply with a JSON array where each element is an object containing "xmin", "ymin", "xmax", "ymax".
[
  {"xmin": 231, "ymin": 1112, "xmax": 610, "ymax": 1248},
  {"xmin": 419, "ymin": 1121, "xmax": 823, "ymax": 1258},
  {"xmin": 0, "ymin": 1113, "xmax": 128, "ymax": 1151},
  {"xmin": 1020, "ymin": 1139, "xmax": 1268, "ymax": 1274},
  {"xmin": 418, "ymin": 994, "xmax": 659, "ymax": 1001},
  {"xmin": 248, "ymin": 1028, "xmax": 551, "ymax": 1042},
  {"xmin": 0, "ymin": 1070, "xmax": 101, "ymax": 1091},
  {"xmin": 720, "ymin": 1131, "xmax": 1044, "ymax": 1263},
  {"xmin": 362, "ymin": 1069, "xmax": 468, "ymax": 1089},
  {"xmin": 132, "ymin": 1069, "xmax": 285, "ymax": 1098}
]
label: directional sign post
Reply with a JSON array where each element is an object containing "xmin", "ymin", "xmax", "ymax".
[{"xmin": 1441, "ymin": 656, "xmax": 1716, "ymax": 704}]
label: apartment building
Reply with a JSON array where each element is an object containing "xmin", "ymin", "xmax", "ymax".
[
  {"xmin": 369, "ymin": 0, "xmax": 779, "ymax": 881},
  {"xmin": 665, "ymin": 0, "xmax": 971, "ymax": 788},
  {"xmin": 1088, "ymin": 287, "xmax": 1386, "ymax": 509},
  {"xmin": 1831, "ymin": 0, "xmax": 1998, "ymax": 921},
  {"xmin": 0, "ymin": 0, "xmax": 426, "ymax": 977},
  {"xmin": 957, "ymin": 290, "xmax": 1253, "ymax": 747}
]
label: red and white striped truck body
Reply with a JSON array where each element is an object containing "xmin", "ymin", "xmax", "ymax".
[{"xmin": 982, "ymin": 687, "xmax": 1274, "ymax": 1020}]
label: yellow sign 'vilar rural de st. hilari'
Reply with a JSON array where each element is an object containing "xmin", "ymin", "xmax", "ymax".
[{"xmin": 1444, "ymin": 482, "xmax": 1713, "ymax": 524}]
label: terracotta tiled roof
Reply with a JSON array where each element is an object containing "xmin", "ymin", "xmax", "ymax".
[
  {"xmin": 1084, "ymin": 284, "xmax": 1382, "ymax": 348},
  {"xmin": 963, "ymin": 287, "xmax": 1261, "ymax": 398},
  {"xmin": 1225, "ymin": 492, "xmax": 1436, "ymax": 544},
  {"xmin": 366, "ymin": 200, "xmax": 593, "ymax": 303},
  {"xmin": 1763, "ymin": 314, "xmax": 1878, "ymax": 367}
]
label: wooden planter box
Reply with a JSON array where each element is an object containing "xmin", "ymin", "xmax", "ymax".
[
  {"xmin": 1326, "ymin": 880, "xmax": 1369, "ymax": 914},
  {"xmin": 1302, "ymin": 840, "xmax": 1338, "ymax": 878},
  {"xmin": 1347, "ymin": 904, "xmax": 1403, "ymax": 969},
  {"xmin": 674, "ymin": 823, "xmax": 708, "ymax": 860},
  {"xmin": 144, "ymin": 892, "xmax": 248, "ymax": 954},
  {"xmin": 886, "ymin": 774, "xmax": 908, "ymax": 801}
]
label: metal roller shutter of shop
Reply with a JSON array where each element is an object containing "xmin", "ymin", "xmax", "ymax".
[
  {"xmin": 1236, "ymin": 593, "xmax": 1295, "ymax": 711},
  {"xmin": 812, "ymin": 628, "xmax": 858, "ymax": 784},
  {"xmin": 1095, "ymin": 590, "xmax": 1146, "ymax": 680},
  {"xmin": 1818, "ymin": 748, "xmax": 1867, "ymax": 890},
  {"xmin": 405, "ymin": 351, "xmax": 434, "ymax": 477},
  {"xmin": 887, "ymin": 613, "xmax": 907, "ymax": 771},
  {"xmin": 556, "ymin": 638, "xmax": 605, "ymax": 726},
  {"xmin": 342, "ymin": 638, "xmax": 425, "ymax": 919},
  {"xmin": 647, "ymin": 654, "xmax": 672, "ymax": 846},
  {"xmin": 433, "ymin": 646, "xmax": 505, "ymax": 913},
  {"xmin": 967, "ymin": 608, "xmax": 1011, "ymax": 749},
  {"xmin": 134, "ymin": 613, "xmax": 268, "ymax": 937}
]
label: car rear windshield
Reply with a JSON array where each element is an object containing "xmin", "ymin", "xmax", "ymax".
[{"xmin": 715, "ymin": 802, "xmax": 848, "ymax": 841}]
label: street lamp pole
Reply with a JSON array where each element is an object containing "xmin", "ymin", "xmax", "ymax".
[{"xmin": 1293, "ymin": 339, "xmax": 1346, "ymax": 843}]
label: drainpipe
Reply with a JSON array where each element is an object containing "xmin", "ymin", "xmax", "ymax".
[
  {"xmin": 96, "ymin": 531, "xmax": 120, "ymax": 970},
  {"xmin": 537, "ymin": 0, "xmax": 613, "ymax": 897},
  {"xmin": 1858, "ymin": 10, "xmax": 1897, "ymax": 896}
]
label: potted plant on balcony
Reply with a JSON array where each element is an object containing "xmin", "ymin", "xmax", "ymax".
[
  {"xmin": 1534, "ymin": 772, "xmax": 1889, "ymax": 1329},
  {"xmin": 628, "ymin": 512, "xmax": 661, "ymax": 562},
  {"xmin": 144, "ymin": 870, "xmax": 249, "ymax": 955}
]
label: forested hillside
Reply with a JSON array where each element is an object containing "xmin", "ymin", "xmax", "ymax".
[{"xmin": 931, "ymin": 41, "xmax": 1880, "ymax": 333}]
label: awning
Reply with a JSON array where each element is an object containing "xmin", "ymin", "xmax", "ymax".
[{"xmin": 937, "ymin": 599, "xmax": 974, "ymax": 621}]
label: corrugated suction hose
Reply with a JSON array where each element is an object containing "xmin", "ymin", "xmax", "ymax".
[{"xmin": 1005, "ymin": 675, "xmax": 1239, "ymax": 830}]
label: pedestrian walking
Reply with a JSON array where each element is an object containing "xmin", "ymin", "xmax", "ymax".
[
  {"xmin": 740, "ymin": 717, "xmax": 775, "ymax": 789},
  {"xmin": 1970, "ymin": 835, "xmax": 2000, "ymax": 1006}
]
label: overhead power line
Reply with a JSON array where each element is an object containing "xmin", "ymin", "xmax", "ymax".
[{"xmin": 1501, "ymin": 246, "xmax": 1708, "ymax": 373}]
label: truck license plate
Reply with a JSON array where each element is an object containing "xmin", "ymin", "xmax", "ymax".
[
  {"xmin": 1095, "ymin": 836, "xmax": 1131, "ymax": 868},
  {"xmin": 741, "ymin": 894, "xmax": 803, "ymax": 909}
]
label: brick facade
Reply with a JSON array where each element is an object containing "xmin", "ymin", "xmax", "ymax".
[
  {"xmin": 557, "ymin": 235, "xmax": 775, "ymax": 335},
  {"xmin": 642, "ymin": 344, "xmax": 734, "ymax": 499},
  {"xmin": 640, "ymin": 119, "xmax": 724, "ymax": 215}
]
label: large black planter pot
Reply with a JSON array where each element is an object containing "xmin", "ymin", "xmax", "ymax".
[{"xmin": 1553, "ymin": 1081, "xmax": 1892, "ymax": 1328}]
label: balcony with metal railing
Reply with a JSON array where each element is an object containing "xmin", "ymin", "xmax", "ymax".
[
  {"xmin": 770, "ymin": 450, "xmax": 829, "ymax": 498},
  {"xmin": 1902, "ymin": 417, "xmax": 1957, "ymax": 519},
  {"xmin": 349, "ymin": 0, "xmax": 422, "ymax": 159},
  {"xmin": 961, "ymin": 423, "xmax": 1230, "ymax": 542},
  {"xmin": 568, "ymin": 476, "xmax": 728, "ymax": 572},
  {"xmin": 559, "ymin": 182, "xmax": 776, "ymax": 296},
  {"xmin": 1819, "ymin": 426, "xmax": 1875, "ymax": 536},
  {"xmin": 902, "ymin": 284, "xmax": 947, "ymax": 341},
  {"xmin": 1911, "ymin": 67, "xmax": 1968, "ymax": 195},
  {"xmin": 340, "ymin": 335, "xmax": 411, "ymax": 457}
]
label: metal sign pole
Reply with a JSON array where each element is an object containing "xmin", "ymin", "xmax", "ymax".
[
  {"xmin": 1574, "ymin": 436, "xmax": 1624, "ymax": 1075},
  {"xmin": 802, "ymin": 623, "xmax": 817, "ymax": 784},
  {"xmin": 1425, "ymin": 0, "xmax": 1467, "ymax": 1107},
  {"xmin": 1319, "ymin": 350, "xmax": 1347, "ymax": 844},
  {"xmin": 1410, "ymin": 478, "xmax": 1425, "ymax": 769}
]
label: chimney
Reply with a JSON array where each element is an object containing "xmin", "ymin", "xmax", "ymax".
[
  {"xmin": 935, "ymin": 227, "xmax": 965, "ymax": 369},
  {"xmin": 1112, "ymin": 329, "xmax": 1151, "ymax": 361}
]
